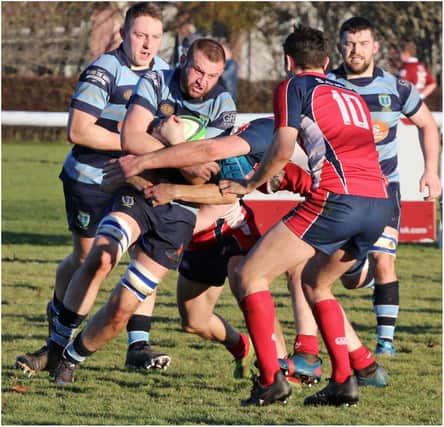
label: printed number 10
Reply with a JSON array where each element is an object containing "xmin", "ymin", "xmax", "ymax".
[{"xmin": 332, "ymin": 90, "xmax": 370, "ymax": 129}]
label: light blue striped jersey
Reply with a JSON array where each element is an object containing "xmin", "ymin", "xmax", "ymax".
[
  {"xmin": 130, "ymin": 68, "xmax": 236, "ymax": 139},
  {"xmin": 327, "ymin": 66, "xmax": 422, "ymax": 183},
  {"xmin": 62, "ymin": 44, "xmax": 169, "ymax": 185}
]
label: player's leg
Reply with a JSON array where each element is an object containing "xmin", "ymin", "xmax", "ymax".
[
  {"xmin": 370, "ymin": 226, "xmax": 399, "ymax": 356},
  {"xmin": 237, "ymin": 221, "xmax": 315, "ymax": 406},
  {"xmin": 48, "ymin": 178, "xmax": 114, "ymax": 335},
  {"xmin": 370, "ymin": 182, "xmax": 401, "ymax": 356},
  {"xmin": 280, "ymin": 263, "xmax": 323, "ymax": 386},
  {"xmin": 53, "ymin": 248, "xmax": 169, "ymax": 384},
  {"xmin": 302, "ymin": 249, "xmax": 359, "ymax": 406},
  {"xmin": 125, "ymin": 290, "xmax": 172, "ymax": 371}
]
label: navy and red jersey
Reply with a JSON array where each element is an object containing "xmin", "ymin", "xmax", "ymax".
[{"xmin": 274, "ymin": 72, "xmax": 387, "ymax": 198}]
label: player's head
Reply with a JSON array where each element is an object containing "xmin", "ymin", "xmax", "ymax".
[
  {"xmin": 337, "ymin": 16, "xmax": 379, "ymax": 76},
  {"xmin": 121, "ymin": 2, "xmax": 163, "ymax": 68},
  {"xmin": 399, "ymin": 39, "xmax": 416, "ymax": 61},
  {"xmin": 180, "ymin": 38, "xmax": 226, "ymax": 99},
  {"xmin": 282, "ymin": 26, "xmax": 329, "ymax": 74}
]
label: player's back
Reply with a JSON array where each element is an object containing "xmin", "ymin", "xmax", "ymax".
[{"xmin": 274, "ymin": 72, "xmax": 386, "ymax": 198}]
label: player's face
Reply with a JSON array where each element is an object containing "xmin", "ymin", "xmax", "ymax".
[
  {"xmin": 181, "ymin": 50, "xmax": 225, "ymax": 99},
  {"xmin": 122, "ymin": 15, "xmax": 163, "ymax": 68},
  {"xmin": 339, "ymin": 29, "xmax": 379, "ymax": 76}
]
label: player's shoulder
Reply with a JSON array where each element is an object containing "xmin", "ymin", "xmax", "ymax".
[
  {"xmin": 89, "ymin": 46, "xmax": 128, "ymax": 73},
  {"xmin": 152, "ymin": 56, "xmax": 170, "ymax": 71}
]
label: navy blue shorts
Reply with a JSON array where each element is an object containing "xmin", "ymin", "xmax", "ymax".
[
  {"xmin": 61, "ymin": 174, "xmax": 114, "ymax": 238},
  {"xmin": 112, "ymin": 187, "xmax": 197, "ymax": 270},
  {"xmin": 284, "ymin": 188, "xmax": 392, "ymax": 260},
  {"xmin": 179, "ymin": 205, "xmax": 261, "ymax": 286}
]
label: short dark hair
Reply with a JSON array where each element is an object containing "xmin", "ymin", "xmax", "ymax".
[
  {"xmin": 339, "ymin": 16, "xmax": 376, "ymax": 40},
  {"xmin": 283, "ymin": 26, "xmax": 327, "ymax": 69},
  {"xmin": 124, "ymin": 2, "xmax": 163, "ymax": 31},
  {"xmin": 186, "ymin": 38, "xmax": 226, "ymax": 64},
  {"xmin": 400, "ymin": 39, "xmax": 417, "ymax": 56}
]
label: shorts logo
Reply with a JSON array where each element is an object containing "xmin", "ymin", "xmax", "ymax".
[
  {"xmin": 76, "ymin": 210, "xmax": 90, "ymax": 230},
  {"xmin": 160, "ymin": 102, "xmax": 175, "ymax": 116},
  {"xmin": 335, "ymin": 336, "xmax": 347, "ymax": 346},
  {"xmin": 121, "ymin": 195, "xmax": 135, "ymax": 208},
  {"xmin": 378, "ymin": 94, "xmax": 392, "ymax": 112},
  {"xmin": 165, "ymin": 243, "xmax": 184, "ymax": 263}
]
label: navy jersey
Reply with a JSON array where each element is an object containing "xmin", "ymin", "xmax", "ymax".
[
  {"xmin": 61, "ymin": 45, "xmax": 169, "ymax": 185},
  {"xmin": 130, "ymin": 68, "xmax": 236, "ymax": 139},
  {"xmin": 218, "ymin": 117, "xmax": 274, "ymax": 180},
  {"xmin": 328, "ymin": 66, "xmax": 422, "ymax": 183},
  {"xmin": 274, "ymin": 72, "xmax": 387, "ymax": 198}
]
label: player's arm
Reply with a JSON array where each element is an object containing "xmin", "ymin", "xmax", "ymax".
[
  {"xmin": 421, "ymin": 68, "xmax": 437, "ymax": 100},
  {"xmin": 409, "ymin": 103, "xmax": 442, "ymax": 200},
  {"xmin": 103, "ymin": 133, "xmax": 249, "ymax": 184},
  {"xmin": 67, "ymin": 108, "xmax": 122, "ymax": 151},
  {"xmin": 121, "ymin": 103, "xmax": 165, "ymax": 155},
  {"xmin": 144, "ymin": 182, "xmax": 237, "ymax": 206}
]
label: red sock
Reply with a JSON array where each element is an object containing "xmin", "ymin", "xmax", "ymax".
[
  {"xmin": 294, "ymin": 334, "xmax": 319, "ymax": 356},
  {"xmin": 349, "ymin": 345, "xmax": 375, "ymax": 371},
  {"xmin": 226, "ymin": 332, "xmax": 249, "ymax": 359},
  {"xmin": 313, "ymin": 299, "xmax": 352, "ymax": 383},
  {"xmin": 240, "ymin": 291, "xmax": 280, "ymax": 386}
]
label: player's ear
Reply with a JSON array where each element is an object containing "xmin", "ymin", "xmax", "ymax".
[
  {"xmin": 179, "ymin": 52, "xmax": 188, "ymax": 69},
  {"xmin": 323, "ymin": 56, "xmax": 330, "ymax": 72},
  {"xmin": 285, "ymin": 54, "xmax": 295, "ymax": 72},
  {"xmin": 120, "ymin": 27, "xmax": 125, "ymax": 40},
  {"xmin": 373, "ymin": 40, "xmax": 380, "ymax": 55}
]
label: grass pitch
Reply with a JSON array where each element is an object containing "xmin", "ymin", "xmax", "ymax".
[{"xmin": 1, "ymin": 143, "xmax": 442, "ymax": 425}]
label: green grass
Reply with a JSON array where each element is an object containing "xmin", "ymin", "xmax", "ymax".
[{"xmin": 2, "ymin": 142, "xmax": 442, "ymax": 425}]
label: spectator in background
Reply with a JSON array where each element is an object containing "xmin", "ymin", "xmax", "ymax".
[
  {"xmin": 170, "ymin": 21, "xmax": 202, "ymax": 67},
  {"xmin": 399, "ymin": 39, "xmax": 437, "ymax": 100},
  {"xmin": 89, "ymin": 2, "xmax": 122, "ymax": 59},
  {"xmin": 220, "ymin": 42, "xmax": 239, "ymax": 102}
]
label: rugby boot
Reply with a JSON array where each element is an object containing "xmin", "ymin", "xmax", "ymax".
[
  {"xmin": 304, "ymin": 375, "xmax": 359, "ymax": 406},
  {"xmin": 241, "ymin": 371, "xmax": 292, "ymax": 407},
  {"xmin": 233, "ymin": 339, "xmax": 256, "ymax": 379},
  {"xmin": 375, "ymin": 338, "xmax": 396, "ymax": 357},
  {"xmin": 279, "ymin": 352, "xmax": 322, "ymax": 386},
  {"xmin": 46, "ymin": 300, "xmax": 59, "ymax": 337},
  {"xmin": 355, "ymin": 362, "xmax": 389, "ymax": 387},
  {"xmin": 125, "ymin": 342, "xmax": 171, "ymax": 370},
  {"xmin": 15, "ymin": 341, "xmax": 63, "ymax": 377},
  {"xmin": 53, "ymin": 355, "xmax": 78, "ymax": 385}
]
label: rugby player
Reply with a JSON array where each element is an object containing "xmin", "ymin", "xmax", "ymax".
[
  {"xmin": 15, "ymin": 2, "xmax": 172, "ymax": 377},
  {"xmin": 51, "ymin": 38, "xmax": 236, "ymax": 384},
  {"xmin": 219, "ymin": 25, "xmax": 392, "ymax": 406},
  {"xmin": 327, "ymin": 17, "xmax": 441, "ymax": 356}
]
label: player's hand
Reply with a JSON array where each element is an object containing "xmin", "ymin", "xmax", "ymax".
[
  {"xmin": 219, "ymin": 178, "xmax": 251, "ymax": 196},
  {"xmin": 103, "ymin": 155, "xmax": 142, "ymax": 183},
  {"xmin": 159, "ymin": 115, "xmax": 185, "ymax": 146},
  {"xmin": 143, "ymin": 183, "xmax": 176, "ymax": 206},
  {"xmin": 420, "ymin": 171, "xmax": 442, "ymax": 201},
  {"xmin": 181, "ymin": 162, "xmax": 220, "ymax": 183}
]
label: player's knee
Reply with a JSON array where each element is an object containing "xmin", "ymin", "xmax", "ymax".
[
  {"xmin": 372, "ymin": 253, "xmax": 396, "ymax": 279},
  {"xmin": 96, "ymin": 214, "xmax": 133, "ymax": 258},
  {"xmin": 119, "ymin": 260, "xmax": 160, "ymax": 301}
]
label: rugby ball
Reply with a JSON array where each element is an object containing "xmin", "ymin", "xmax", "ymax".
[{"xmin": 178, "ymin": 115, "xmax": 206, "ymax": 141}]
